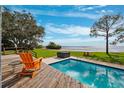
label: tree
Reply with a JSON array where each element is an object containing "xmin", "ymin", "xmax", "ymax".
[
  {"xmin": 112, "ymin": 28, "xmax": 124, "ymax": 45},
  {"xmin": 46, "ymin": 42, "xmax": 61, "ymax": 49},
  {"xmin": 90, "ymin": 14, "xmax": 124, "ymax": 54},
  {"xmin": 2, "ymin": 8, "xmax": 45, "ymax": 50}
]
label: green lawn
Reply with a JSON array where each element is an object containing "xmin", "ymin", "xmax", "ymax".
[
  {"xmin": 1, "ymin": 50, "xmax": 16, "ymax": 55},
  {"xmin": 33, "ymin": 49, "xmax": 124, "ymax": 65},
  {"xmin": 86, "ymin": 52, "xmax": 124, "ymax": 64},
  {"xmin": 33, "ymin": 49, "xmax": 58, "ymax": 58},
  {"xmin": 2, "ymin": 48, "xmax": 124, "ymax": 65}
]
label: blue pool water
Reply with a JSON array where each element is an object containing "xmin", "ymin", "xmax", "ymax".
[{"xmin": 50, "ymin": 59, "xmax": 124, "ymax": 88}]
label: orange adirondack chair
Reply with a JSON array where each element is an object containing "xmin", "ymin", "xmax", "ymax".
[{"xmin": 19, "ymin": 52, "xmax": 42, "ymax": 78}]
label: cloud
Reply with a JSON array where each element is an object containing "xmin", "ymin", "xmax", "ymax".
[
  {"xmin": 43, "ymin": 37, "xmax": 104, "ymax": 46},
  {"xmin": 96, "ymin": 10, "xmax": 114, "ymax": 14},
  {"xmin": 76, "ymin": 5, "xmax": 107, "ymax": 12},
  {"xmin": 37, "ymin": 19, "xmax": 42, "ymax": 26},
  {"xmin": 43, "ymin": 23, "xmax": 106, "ymax": 46},
  {"xmin": 44, "ymin": 34, "xmax": 120, "ymax": 46},
  {"xmin": 44, "ymin": 36, "xmax": 54, "ymax": 39},
  {"xmin": 8, "ymin": 6, "xmax": 100, "ymax": 20},
  {"xmin": 64, "ymin": 12, "xmax": 99, "ymax": 19},
  {"xmin": 45, "ymin": 23, "xmax": 91, "ymax": 36},
  {"xmin": 43, "ymin": 23, "xmax": 119, "ymax": 46}
]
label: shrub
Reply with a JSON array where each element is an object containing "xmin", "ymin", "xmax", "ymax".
[
  {"xmin": 46, "ymin": 42, "xmax": 61, "ymax": 49},
  {"xmin": 36, "ymin": 45, "xmax": 43, "ymax": 48}
]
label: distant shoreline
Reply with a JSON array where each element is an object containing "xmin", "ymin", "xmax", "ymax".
[
  {"xmin": 60, "ymin": 46, "xmax": 124, "ymax": 52},
  {"xmin": 43, "ymin": 46, "xmax": 124, "ymax": 52}
]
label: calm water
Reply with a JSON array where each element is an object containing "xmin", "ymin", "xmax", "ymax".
[
  {"xmin": 50, "ymin": 59, "xmax": 124, "ymax": 88},
  {"xmin": 62, "ymin": 46, "xmax": 124, "ymax": 52}
]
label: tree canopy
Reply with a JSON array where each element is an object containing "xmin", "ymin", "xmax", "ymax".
[
  {"xmin": 112, "ymin": 26, "xmax": 124, "ymax": 45},
  {"xmin": 46, "ymin": 42, "xmax": 61, "ymax": 49},
  {"xmin": 90, "ymin": 14, "xmax": 124, "ymax": 54},
  {"xmin": 2, "ymin": 8, "xmax": 45, "ymax": 49}
]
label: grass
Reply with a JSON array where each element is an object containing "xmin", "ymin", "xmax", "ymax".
[
  {"xmin": 2, "ymin": 48, "xmax": 124, "ymax": 65},
  {"xmin": 86, "ymin": 52, "xmax": 124, "ymax": 64},
  {"xmin": 1, "ymin": 50, "xmax": 16, "ymax": 55},
  {"xmin": 33, "ymin": 49, "xmax": 124, "ymax": 65},
  {"xmin": 33, "ymin": 49, "xmax": 58, "ymax": 58}
]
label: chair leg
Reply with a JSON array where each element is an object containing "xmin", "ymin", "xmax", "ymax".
[
  {"xmin": 20, "ymin": 68, "xmax": 38, "ymax": 78},
  {"xmin": 35, "ymin": 63, "xmax": 41, "ymax": 70},
  {"xmin": 18, "ymin": 73, "xmax": 22, "ymax": 77},
  {"xmin": 31, "ymin": 71, "xmax": 36, "ymax": 78},
  {"xmin": 19, "ymin": 68, "xmax": 25, "ymax": 77}
]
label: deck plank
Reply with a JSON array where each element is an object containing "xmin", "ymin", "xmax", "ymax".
[
  {"xmin": 21, "ymin": 64, "xmax": 49, "ymax": 88},
  {"xmin": 47, "ymin": 70, "xmax": 61, "ymax": 88},
  {"xmin": 2, "ymin": 55, "xmax": 86, "ymax": 88}
]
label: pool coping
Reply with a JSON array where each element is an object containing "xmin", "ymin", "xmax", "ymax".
[
  {"xmin": 44, "ymin": 56, "xmax": 124, "ymax": 70},
  {"xmin": 72, "ymin": 56, "xmax": 124, "ymax": 70}
]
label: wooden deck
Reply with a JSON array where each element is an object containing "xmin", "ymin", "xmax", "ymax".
[{"xmin": 2, "ymin": 55, "xmax": 86, "ymax": 88}]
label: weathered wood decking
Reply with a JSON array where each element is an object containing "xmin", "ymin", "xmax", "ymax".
[{"xmin": 2, "ymin": 55, "xmax": 86, "ymax": 88}]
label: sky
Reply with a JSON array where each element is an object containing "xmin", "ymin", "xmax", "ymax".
[{"xmin": 6, "ymin": 5, "xmax": 124, "ymax": 46}]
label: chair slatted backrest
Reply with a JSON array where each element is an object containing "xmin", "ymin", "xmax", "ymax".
[{"xmin": 19, "ymin": 52, "xmax": 34, "ymax": 69}]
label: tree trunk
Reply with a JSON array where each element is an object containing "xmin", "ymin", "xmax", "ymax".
[
  {"xmin": 0, "ymin": 6, "xmax": 2, "ymax": 88},
  {"xmin": 106, "ymin": 30, "xmax": 109, "ymax": 55}
]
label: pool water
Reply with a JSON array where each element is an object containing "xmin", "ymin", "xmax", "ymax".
[{"xmin": 50, "ymin": 59, "xmax": 124, "ymax": 88}]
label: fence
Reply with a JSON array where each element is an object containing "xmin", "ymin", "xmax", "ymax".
[
  {"xmin": 2, "ymin": 47, "xmax": 38, "ymax": 58},
  {"xmin": 2, "ymin": 47, "xmax": 24, "ymax": 55}
]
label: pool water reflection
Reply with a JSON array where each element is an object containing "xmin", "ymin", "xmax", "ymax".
[{"xmin": 50, "ymin": 59, "xmax": 124, "ymax": 88}]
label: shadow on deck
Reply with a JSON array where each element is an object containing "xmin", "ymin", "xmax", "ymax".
[{"xmin": 2, "ymin": 55, "xmax": 86, "ymax": 88}]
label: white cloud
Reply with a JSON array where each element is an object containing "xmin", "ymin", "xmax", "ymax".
[
  {"xmin": 43, "ymin": 37, "xmax": 104, "ymax": 46},
  {"xmin": 76, "ymin": 5, "xmax": 107, "ymax": 12},
  {"xmin": 9, "ymin": 6, "xmax": 100, "ymax": 20},
  {"xmin": 65, "ymin": 12, "xmax": 100, "ymax": 19},
  {"xmin": 43, "ymin": 23, "xmax": 106, "ymax": 46},
  {"xmin": 37, "ymin": 19, "xmax": 42, "ymax": 26},
  {"xmin": 45, "ymin": 23, "xmax": 91, "ymax": 36},
  {"xmin": 44, "ymin": 36, "xmax": 54, "ymax": 39},
  {"xmin": 96, "ymin": 10, "xmax": 114, "ymax": 14},
  {"xmin": 43, "ymin": 23, "xmax": 120, "ymax": 46},
  {"xmin": 44, "ymin": 35, "xmax": 124, "ymax": 46}
]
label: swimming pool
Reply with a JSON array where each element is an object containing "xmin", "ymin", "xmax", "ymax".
[{"xmin": 50, "ymin": 58, "xmax": 124, "ymax": 88}]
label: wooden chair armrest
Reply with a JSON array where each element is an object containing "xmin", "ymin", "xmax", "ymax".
[
  {"xmin": 33, "ymin": 57, "xmax": 43, "ymax": 63},
  {"xmin": 19, "ymin": 60, "xmax": 23, "ymax": 64}
]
